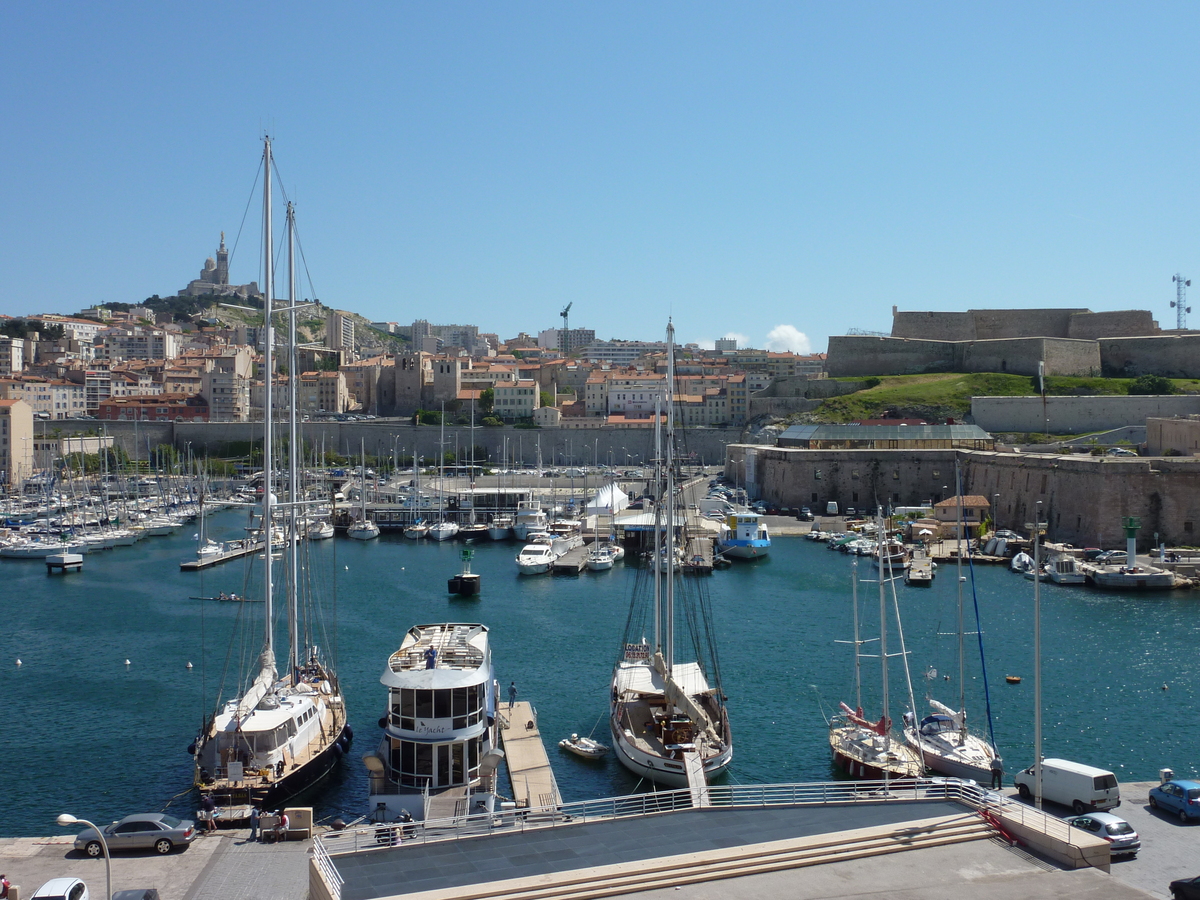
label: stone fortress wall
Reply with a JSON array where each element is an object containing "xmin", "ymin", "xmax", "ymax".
[
  {"xmin": 828, "ymin": 306, "xmax": 1199, "ymax": 379},
  {"xmin": 826, "ymin": 335, "xmax": 1101, "ymax": 378},
  {"xmin": 726, "ymin": 443, "xmax": 1200, "ymax": 549}
]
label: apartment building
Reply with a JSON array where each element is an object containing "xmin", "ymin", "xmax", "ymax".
[
  {"xmin": 493, "ymin": 380, "xmax": 540, "ymax": 420},
  {"xmin": 0, "ymin": 337, "xmax": 24, "ymax": 376},
  {"xmin": 97, "ymin": 327, "xmax": 180, "ymax": 362},
  {"xmin": 0, "ymin": 398, "xmax": 34, "ymax": 488},
  {"xmin": 0, "ymin": 378, "xmax": 88, "ymax": 419}
]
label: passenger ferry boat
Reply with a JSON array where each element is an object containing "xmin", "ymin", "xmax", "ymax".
[
  {"xmin": 366, "ymin": 623, "xmax": 502, "ymax": 822},
  {"xmin": 716, "ymin": 511, "xmax": 770, "ymax": 559}
]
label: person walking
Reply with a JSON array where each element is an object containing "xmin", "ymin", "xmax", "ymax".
[
  {"xmin": 248, "ymin": 806, "xmax": 260, "ymax": 842},
  {"xmin": 508, "ymin": 681, "xmax": 518, "ymax": 708}
]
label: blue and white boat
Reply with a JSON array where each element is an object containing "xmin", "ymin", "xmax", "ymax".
[{"xmin": 716, "ymin": 512, "xmax": 771, "ymax": 559}]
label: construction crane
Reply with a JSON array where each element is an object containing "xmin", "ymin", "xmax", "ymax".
[
  {"xmin": 560, "ymin": 302, "xmax": 572, "ymax": 354},
  {"xmin": 1172, "ymin": 274, "xmax": 1192, "ymax": 331}
]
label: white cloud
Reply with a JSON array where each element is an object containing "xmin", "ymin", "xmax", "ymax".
[{"xmin": 765, "ymin": 325, "xmax": 812, "ymax": 354}]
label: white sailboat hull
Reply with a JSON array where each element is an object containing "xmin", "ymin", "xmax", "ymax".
[{"xmin": 609, "ymin": 717, "xmax": 732, "ymax": 787}]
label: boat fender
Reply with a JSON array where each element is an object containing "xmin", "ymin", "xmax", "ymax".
[
  {"xmin": 378, "ymin": 717, "xmax": 387, "ymax": 729},
  {"xmin": 187, "ymin": 743, "xmax": 196, "ymax": 755},
  {"xmin": 332, "ymin": 743, "xmax": 343, "ymax": 758},
  {"xmin": 344, "ymin": 724, "xmax": 354, "ymax": 741}
]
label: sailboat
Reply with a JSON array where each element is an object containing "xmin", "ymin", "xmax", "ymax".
[
  {"xmin": 903, "ymin": 464, "xmax": 998, "ymax": 781},
  {"xmin": 609, "ymin": 321, "xmax": 732, "ymax": 787},
  {"xmin": 191, "ymin": 139, "xmax": 350, "ymax": 821},
  {"xmin": 828, "ymin": 517, "xmax": 924, "ymax": 780},
  {"xmin": 428, "ymin": 407, "xmax": 460, "ymax": 541},
  {"xmin": 347, "ymin": 441, "xmax": 380, "ymax": 540}
]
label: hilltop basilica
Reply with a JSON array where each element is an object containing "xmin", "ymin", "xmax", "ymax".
[{"xmin": 178, "ymin": 232, "xmax": 260, "ymax": 299}]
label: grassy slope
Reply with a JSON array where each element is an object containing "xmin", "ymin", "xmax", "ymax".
[{"xmin": 813, "ymin": 373, "xmax": 1200, "ymax": 423}]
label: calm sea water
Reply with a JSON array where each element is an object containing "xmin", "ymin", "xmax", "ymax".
[{"xmin": 2, "ymin": 513, "xmax": 1197, "ymax": 837}]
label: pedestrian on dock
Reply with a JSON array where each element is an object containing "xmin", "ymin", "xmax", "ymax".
[
  {"xmin": 2, "ymin": 872, "xmax": 11, "ymax": 898},
  {"xmin": 990, "ymin": 756, "xmax": 1004, "ymax": 790},
  {"xmin": 201, "ymin": 794, "xmax": 218, "ymax": 833},
  {"xmin": 249, "ymin": 806, "xmax": 260, "ymax": 842},
  {"xmin": 508, "ymin": 681, "xmax": 518, "ymax": 708}
]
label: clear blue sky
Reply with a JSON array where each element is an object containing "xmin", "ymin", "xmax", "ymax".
[{"xmin": 4, "ymin": 2, "xmax": 1200, "ymax": 352}]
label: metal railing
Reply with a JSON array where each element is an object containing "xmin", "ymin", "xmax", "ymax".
[
  {"xmin": 316, "ymin": 777, "xmax": 992, "ymax": 859},
  {"xmin": 307, "ymin": 777, "xmax": 1085, "ymax": 900}
]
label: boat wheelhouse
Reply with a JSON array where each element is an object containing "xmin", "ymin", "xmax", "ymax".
[
  {"xmin": 716, "ymin": 512, "xmax": 770, "ymax": 559},
  {"xmin": 367, "ymin": 623, "xmax": 500, "ymax": 821}
]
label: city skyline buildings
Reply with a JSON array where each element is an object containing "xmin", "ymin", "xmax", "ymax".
[{"xmin": 4, "ymin": 5, "xmax": 1200, "ymax": 352}]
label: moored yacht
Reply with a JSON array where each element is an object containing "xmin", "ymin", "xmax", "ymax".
[
  {"xmin": 610, "ymin": 321, "xmax": 732, "ymax": 788},
  {"xmin": 191, "ymin": 139, "xmax": 349, "ymax": 822},
  {"xmin": 365, "ymin": 623, "xmax": 501, "ymax": 821},
  {"xmin": 512, "ymin": 501, "xmax": 548, "ymax": 541}
]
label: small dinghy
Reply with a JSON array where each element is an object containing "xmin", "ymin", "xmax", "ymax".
[{"xmin": 559, "ymin": 733, "xmax": 609, "ymax": 760}]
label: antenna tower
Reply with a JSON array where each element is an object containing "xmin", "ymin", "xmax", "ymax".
[{"xmin": 1172, "ymin": 274, "xmax": 1192, "ymax": 330}]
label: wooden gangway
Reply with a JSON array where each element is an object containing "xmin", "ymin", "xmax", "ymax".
[
  {"xmin": 499, "ymin": 701, "xmax": 562, "ymax": 809},
  {"xmin": 681, "ymin": 748, "xmax": 710, "ymax": 808}
]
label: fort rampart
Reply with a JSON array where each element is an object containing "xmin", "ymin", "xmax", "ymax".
[
  {"xmin": 725, "ymin": 443, "xmax": 1200, "ymax": 549},
  {"xmin": 971, "ymin": 395, "xmax": 1200, "ymax": 434}
]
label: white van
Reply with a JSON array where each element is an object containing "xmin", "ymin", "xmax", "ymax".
[
  {"xmin": 1012, "ymin": 758, "xmax": 1120, "ymax": 813},
  {"xmin": 826, "ymin": 501, "xmax": 839, "ymax": 516}
]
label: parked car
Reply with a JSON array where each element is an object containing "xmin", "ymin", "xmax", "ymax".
[
  {"xmin": 798, "ymin": 507, "xmax": 813, "ymax": 521},
  {"xmin": 1064, "ymin": 812, "xmax": 1140, "ymax": 856},
  {"xmin": 1149, "ymin": 779, "xmax": 1200, "ymax": 822},
  {"xmin": 1171, "ymin": 875, "xmax": 1200, "ymax": 899},
  {"xmin": 1095, "ymin": 550, "xmax": 1128, "ymax": 566},
  {"xmin": 1106, "ymin": 447, "xmax": 1138, "ymax": 456},
  {"xmin": 31, "ymin": 878, "xmax": 89, "ymax": 900},
  {"xmin": 72, "ymin": 813, "xmax": 196, "ymax": 856},
  {"xmin": 113, "ymin": 892, "xmax": 161, "ymax": 900}
]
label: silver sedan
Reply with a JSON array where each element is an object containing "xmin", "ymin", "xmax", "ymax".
[{"xmin": 73, "ymin": 814, "xmax": 197, "ymax": 856}]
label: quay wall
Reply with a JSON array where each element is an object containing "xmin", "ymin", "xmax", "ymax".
[
  {"xmin": 32, "ymin": 420, "xmax": 174, "ymax": 458},
  {"xmin": 725, "ymin": 444, "xmax": 1200, "ymax": 548},
  {"xmin": 168, "ymin": 422, "xmax": 742, "ymax": 467},
  {"xmin": 971, "ymin": 395, "xmax": 1200, "ymax": 434}
]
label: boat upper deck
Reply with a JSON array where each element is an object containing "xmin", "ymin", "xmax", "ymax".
[{"xmin": 383, "ymin": 623, "xmax": 490, "ymax": 688}]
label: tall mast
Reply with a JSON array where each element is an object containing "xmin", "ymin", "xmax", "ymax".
[
  {"xmin": 286, "ymin": 201, "xmax": 300, "ymax": 674},
  {"xmin": 954, "ymin": 460, "xmax": 966, "ymax": 733},
  {"xmin": 876, "ymin": 512, "xmax": 889, "ymax": 756},
  {"xmin": 262, "ymin": 136, "xmax": 275, "ymax": 658},
  {"xmin": 664, "ymin": 320, "xmax": 676, "ymax": 675},
  {"xmin": 652, "ymin": 393, "xmax": 662, "ymax": 652}
]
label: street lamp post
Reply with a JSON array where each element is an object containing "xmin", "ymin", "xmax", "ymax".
[
  {"xmin": 993, "ymin": 493, "xmax": 1000, "ymax": 532},
  {"xmin": 57, "ymin": 814, "xmax": 110, "ymax": 900}
]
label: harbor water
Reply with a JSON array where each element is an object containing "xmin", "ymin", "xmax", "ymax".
[{"xmin": 2, "ymin": 512, "xmax": 1197, "ymax": 837}]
